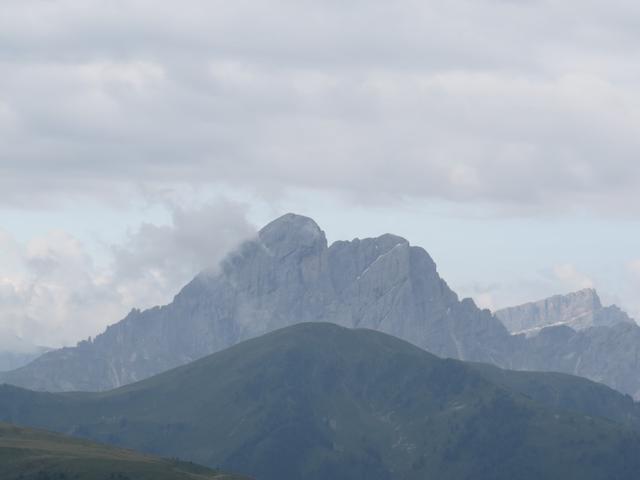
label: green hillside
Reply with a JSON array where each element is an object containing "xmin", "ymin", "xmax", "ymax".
[
  {"xmin": 471, "ymin": 361, "xmax": 640, "ymax": 430},
  {"xmin": 1, "ymin": 323, "xmax": 640, "ymax": 480},
  {"xmin": 0, "ymin": 422, "xmax": 245, "ymax": 480}
]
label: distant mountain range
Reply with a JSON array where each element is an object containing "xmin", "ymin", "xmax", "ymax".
[
  {"xmin": 495, "ymin": 288, "xmax": 635, "ymax": 335},
  {"xmin": 1, "ymin": 213, "xmax": 640, "ymax": 399},
  {"xmin": 0, "ymin": 349, "xmax": 48, "ymax": 373},
  {"xmin": 0, "ymin": 331, "xmax": 50, "ymax": 372},
  {"xmin": 0, "ymin": 422, "xmax": 244, "ymax": 480},
  {"xmin": 494, "ymin": 289, "xmax": 640, "ymax": 398},
  {"xmin": 2, "ymin": 323, "xmax": 640, "ymax": 480}
]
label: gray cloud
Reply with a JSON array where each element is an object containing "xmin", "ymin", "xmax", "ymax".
[
  {"xmin": 1, "ymin": 1, "xmax": 640, "ymax": 213},
  {"xmin": 111, "ymin": 200, "xmax": 255, "ymax": 293}
]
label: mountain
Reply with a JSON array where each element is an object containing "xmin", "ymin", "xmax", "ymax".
[
  {"xmin": 0, "ymin": 348, "xmax": 49, "ymax": 372},
  {"xmin": 492, "ymin": 290, "xmax": 640, "ymax": 398},
  {"xmin": 0, "ymin": 422, "xmax": 246, "ymax": 480},
  {"xmin": 3, "ymin": 213, "xmax": 640, "ymax": 400},
  {"xmin": 508, "ymin": 321, "xmax": 640, "ymax": 399},
  {"xmin": 0, "ymin": 330, "xmax": 50, "ymax": 372},
  {"xmin": 495, "ymin": 289, "xmax": 635, "ymax": 336},
  {"xmin": 1, "ymin": 323, "xmax": 640, "ymax": 480},
  {"xmin": 470, "ymin": 362, "xmax": 640, "ymax": 431},
  {"xmin": 0, "ymin": 213, "xmax": 511, "ymax": 391}
]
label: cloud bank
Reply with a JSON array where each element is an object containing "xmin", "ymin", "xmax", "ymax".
[
  {"xmin": 1, "ymin": 0, "xmax": 640, "ymax": 213},
  {"xmin": 0, "ymin": 202, "xmax": 254, "ymax": 348}
]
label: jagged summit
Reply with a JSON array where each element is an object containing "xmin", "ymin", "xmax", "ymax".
[
  {"xmin": 259, "ymin": 212, "xmax": 322, "ymax": 234},
  {"xmin": 0, "ymin": 214, "xmax": 509, "ymax": 392},
  {"xmin": 257, "ymin": 213, "xmax": 328, "ymax": 259},
  {"xmin": 565, "ymin": 288, "xmax": 603, "ymax": 310},
  {"xmin": 495, "ymin": 288, "xmax": 634, "ymax": 336}
]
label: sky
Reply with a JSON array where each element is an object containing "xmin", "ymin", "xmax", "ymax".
[{"xmin": 1, "ymin": 0, "xmax": 640, "ymax": 348}]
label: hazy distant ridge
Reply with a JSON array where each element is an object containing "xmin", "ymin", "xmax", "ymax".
[{"xmin": 496, "ymin": 288, "xmax": 635, "ymax": 335}]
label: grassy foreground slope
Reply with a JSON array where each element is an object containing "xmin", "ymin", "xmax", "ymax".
[
  {"xmin": 2, "ymin": 323, "xmax": 640, "ymax": 480},
  {"xmin": 0, "ymin": 422, "xmax": 244, "ymax": 480}
]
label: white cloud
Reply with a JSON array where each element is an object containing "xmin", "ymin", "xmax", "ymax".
[
  {"xmin": 0, "ymin": 201, "xmax": 255, "ymax": 348},
  {"xmin": 628, "ymin": 260, "xmax": 640, "ymax": 276},
  {"xmin": 551, "ymin": 264, "xmax": 594, "ymax": 290},
  {"xmin": 473, "ymin": 292, "xmax": 496, "ymax": 312},
  {"xmin": 110, "ymin": 201, "xmax": 256, "ymax": 307}
]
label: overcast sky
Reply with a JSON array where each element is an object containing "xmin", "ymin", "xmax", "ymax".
[{"xmin": 1, "ymin": 0, "xmax": 640, "ymax": 348}]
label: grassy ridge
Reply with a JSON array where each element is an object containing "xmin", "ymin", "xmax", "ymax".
[
  {"xmin": 0, "ymin": 422, "xmax": 245, "ymax": 480},
  {"xmin": 2, "ymin": 323, "xmax": 640, "ymax": 479}
]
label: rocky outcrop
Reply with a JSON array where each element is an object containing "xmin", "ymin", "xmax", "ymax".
[
  {"xmin": 495, "ymin": 289, "xmax": 635, "ymax": 336},
  {"xmin": 508, "ymin": 322, "xmax": 640, "ymax": 399},
  {"xmin": 491, "ymin": 290, "xmax": 640, "ymax": 397}
]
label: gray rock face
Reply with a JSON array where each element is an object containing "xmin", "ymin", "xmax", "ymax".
[
  {"xmin": 495, "ymin": 289, "xmax": 635, "ymax": 336},
  {"xmin": 508, "ymin": 323, "xmax": 640, "ymax": 399},
  {"xmin": 493, "ymin": 290, "xmax": 640, "ymax": 398},
  {"xmin": 0, "ymin": 214, "xmax": 510, "ymax": 392}
]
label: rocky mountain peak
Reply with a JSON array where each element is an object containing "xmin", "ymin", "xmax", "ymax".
[
  {"xmin": 0, "ymin": 213, "xmax": 513, "ymax": 391},
  {"xmin": 566, "ymin": 288, "xmax": 602, "ymax": 309},
  {"xmin": 258, "ymin": 213, "xmax": 327, "ymax": 258}
]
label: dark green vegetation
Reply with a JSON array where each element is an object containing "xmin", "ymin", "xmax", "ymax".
[
  {"xmin": 2, "ymin": 323, "xmax": 640, "ymax": 480},
  {"xmin": 471, "ymin": 362, "xmax": 640, "ymax": 431},
  {"xmin": 0, "ymin": 422, "xmax": 245, "ymax": 480}
]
